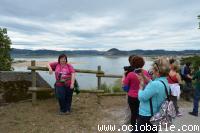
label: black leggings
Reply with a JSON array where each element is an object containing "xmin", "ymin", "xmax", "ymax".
[
  {"xmin": 170, "ymin": 95, "xmax": 179, "ymax": 114},
  {"xmin": 128, "ymin": 96, "xmax": 140, "ymax": 127}
]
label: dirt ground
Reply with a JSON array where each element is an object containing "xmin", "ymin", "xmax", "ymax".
[
  {"xmin": 0, "ymin": 93, "xmax": 193, "ymax": 133},
  {"xmin": 0, "ymin": 93, "xmax": 127, "ymax": 133}
]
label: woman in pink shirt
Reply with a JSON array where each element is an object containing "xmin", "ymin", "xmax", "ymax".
[
  {"xmin": 122, "ymin": 56, "xmax": 151, "ymax": 130},
  {"xmin": 47, "ymin": 54, "xmax": 75, "ymax": 115}
]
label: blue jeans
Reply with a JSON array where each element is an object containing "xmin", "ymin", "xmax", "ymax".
[
  {"xmin": 193, "ymin": 88, "xmax": 200, "ymax": 113},
  {"xmin": 55, "ymin": 85, "xmax": 73, "ymax": 112}
]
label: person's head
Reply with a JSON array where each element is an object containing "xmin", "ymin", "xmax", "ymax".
[
  {"xmin": 58, "ymin": 54, "xmax": 68, "ymax": 65},
  {"xmin": 152, "ymin": 57, "xmax": 170, "ymax": 78},
  {"xmin": 128, "ymin": 54, "xmax": 135, "ymax": 64},
  {"xmin": 186, "ymin": 62, "xmax": 191, "ymax": 67},
  {"xmin": 169, "ymin": 58, "xmax": 180, "ymax": 72},
  {"xmin": 169, "ymin": 58, "xmax": 175, "ymax": 65},
  {"xmin": 130, "ymin": 56, "xmax": 145, "ymax": 69}
]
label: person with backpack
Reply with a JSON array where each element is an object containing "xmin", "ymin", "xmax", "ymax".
[
  {"xmin": 47, "ymin": 54, "xmax": 76, "ymax": 115},
  {"xmin": 189, "ymin": 65, "xmax": 200, "ymax": 117},
  {"xmin": 167, "ymin": 59, "xmax": 183, "ymax": 117},
  {"xmin": 136, "ymin": 57, "xmax": 171, "ymax": 133},
  {"xmin": 122, "ymin": 56, "xmax": 151, "ymax": 131}
]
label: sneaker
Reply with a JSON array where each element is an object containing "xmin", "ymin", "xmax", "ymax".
[
  {"xmin": 176, "ymin": 112, "xmax": 182, "ymax": 117},
  {"xmin": 65, "ymin": 111, "xmax": 71, "ymax": 115},
  {"xmin": 189, "ymin": 112, "xmax": 198, "ymax": 117},
  {"xmin": 58, "ymin": 112, "xmax": 67, "ymax": 115}
]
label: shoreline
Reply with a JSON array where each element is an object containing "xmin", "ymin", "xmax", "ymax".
[
  {"xmin": 12, "ymin": 61, "xmax": 49, "ymax": 67},
  {"xmin": 12, "ymin": 61, "xmax": 84, "ymax": 67}
]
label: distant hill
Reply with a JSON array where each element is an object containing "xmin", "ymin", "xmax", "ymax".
[
  {"xmin": 10, "ymin": 48, "xmax": 200, "ymax": 57},
  {"xmin": 105, "ymin": 48, "xmax": 126, "ymax": 56},
  {"xmin": 10, "ymin": 48, "xmax": 104, "ymax": 57}
]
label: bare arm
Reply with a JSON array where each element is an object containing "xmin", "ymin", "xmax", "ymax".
[
  {"xmin": 70, "ymin": 73, "xmax": 76, "ymax": 89},
  {"xmin": 186, "ymin": 74, "xmax": 192, "ymax": 79},
  {"xmin": 139, "ymin": 69, "xmax": 151, "ymax": 86},
  {"xmin": 47, "ymin": 63, "xmax": 53, "ymax": 75},
  {"xmin": 176, "ymin": 73, "xmax": 183, "ymax": 84}
]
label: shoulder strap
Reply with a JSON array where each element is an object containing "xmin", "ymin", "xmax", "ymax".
[
  {"xmin": 149, "ymin": 80, "xmax": 170, "ymax": 116},
  {"xmin": 159, "ymin": 80, "xmax": 170, "ymax": 101},
  {"xmin": 150, "ymin": 98, "xmax": 153, "ymax": 116}
]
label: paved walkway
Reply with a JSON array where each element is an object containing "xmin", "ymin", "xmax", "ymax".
[
  {"xmin": 160, "ymin": 108, "xmax": 200, "ymax": 133},
  {"xmin": 102, "ymin": 107, "xmax": 200, "ymax": 133}
]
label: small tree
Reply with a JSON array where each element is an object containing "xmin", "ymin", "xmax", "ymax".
[
  {"xmin": 180, "ymin": 56, "xmax": 200, "ymax": 72},
  {"xmin": 0, "ymin": 28, "xmax": 13, "ymax": 71}
]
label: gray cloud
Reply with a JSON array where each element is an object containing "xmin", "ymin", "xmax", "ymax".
[{"xmin": 0, "ymin": 0, "xmax": 200, "ymax": 50}]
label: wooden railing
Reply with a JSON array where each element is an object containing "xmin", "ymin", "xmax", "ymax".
[{"xmin": 28, "ymin": 60, "xmax": 123, "ymax": 103}]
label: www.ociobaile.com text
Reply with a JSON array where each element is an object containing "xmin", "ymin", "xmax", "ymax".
[{"xmin": 97, "ymin": 124, "xmax": 200, "ymax": 132}]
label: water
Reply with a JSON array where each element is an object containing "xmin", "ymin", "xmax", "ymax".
[{"xmin": 13, "ymin": 56, "xmax": 153, "ymax": 89}]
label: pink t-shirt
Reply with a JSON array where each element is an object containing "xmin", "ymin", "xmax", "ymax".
[
  {"xmin": 123, "ymin": 70, "xmax": 151, "ymax": 98},
  {"xmin": 50, "ymin": 62, "xmax": 75, "ymax": 87}
]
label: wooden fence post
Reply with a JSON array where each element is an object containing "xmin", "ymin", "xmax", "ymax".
[
  {"xmin": 97, "ymin": 66, "xmax": 101, "ymax": 90},
  {"xmin": 31, "ymin": 60, "xmax": 37, "ymax": 104}
]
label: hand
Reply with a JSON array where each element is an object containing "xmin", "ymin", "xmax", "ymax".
[
  {"xmin": 137, "ymin": 72, "xmax": 145, "ymax": 81},
  {"xmin": 136, "ymin": 71, "xmax": 145, "ymax": 90},
  {"xmin": 70, "ymin": 84, "xmax": 74, "ymax": 89},
  {"xmin": 124, "ymin": 71, "xmax": 127, "ymax": 75},
  {"xmin": 139, "ymin": 70, "xmax": 151, "ymax": 83},
  {"xmin": 49, "ymin": 69, "xmax": 53, "ymax": 75},
  {"xmin": 138, "ymin": 69, "xmax": 145, "ymax": 77}
]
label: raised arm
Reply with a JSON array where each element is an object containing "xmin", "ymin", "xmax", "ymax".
[
  {"xmin": 138, "ymin": 81, "xmax": 158, "ymax": 101},
  {"xmin": 47, "ymin": 62, "xmax": 58, "ymax": 75}
]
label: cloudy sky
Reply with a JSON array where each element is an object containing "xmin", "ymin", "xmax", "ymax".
[{"xmin": 0, "ymin": 0, "xmax": 200, "ymax": 51}]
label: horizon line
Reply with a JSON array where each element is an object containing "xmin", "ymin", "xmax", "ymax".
[{"xmin": 11, "ymin": 48, "xmax": 200, "ymax": 52}]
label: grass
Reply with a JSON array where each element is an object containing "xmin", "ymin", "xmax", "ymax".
[{"xmin": 100, "ymin": 79, "xmax": 123, "ymax": 93}]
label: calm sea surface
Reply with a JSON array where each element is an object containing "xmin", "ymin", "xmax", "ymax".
[{"xmin": 13, "ymin": 56, "xmax": 153, "ymax": 89}]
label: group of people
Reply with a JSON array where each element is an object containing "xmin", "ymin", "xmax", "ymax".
[
  {"xmin": 122, "ymin": 55, "xmax": 200, "ymax": 133},
  {"xmin": 46, "ymin": 53, "xmax": 200, "ymax": 132},
  {"xmin": 178, "ymin": 61, "xmax": 200, "ymax": 117}
]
